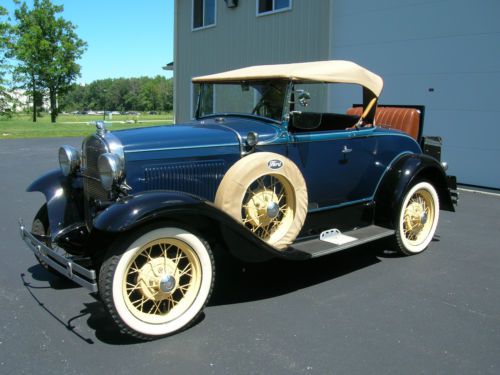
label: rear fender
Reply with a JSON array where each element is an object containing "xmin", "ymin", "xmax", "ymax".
[
  {"xmin": 374, "ymin": 154, "xmax": 455, "ymax": 228},
  {"xmin": 27, "ymin": 169, "xmax": 84, "ymax": 240},
  {"xmin": 92, "ymin": 191, "xmax": 308, "ymax": 262}
]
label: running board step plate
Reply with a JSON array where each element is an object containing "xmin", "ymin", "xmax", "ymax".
[{"xmin": 289, "ymin": 225, "xmax": 394, "ymax": 258}]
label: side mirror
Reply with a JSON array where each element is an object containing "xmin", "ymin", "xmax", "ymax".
[{"xmin": 297, "ymin": 90, "xmax": 311, "ymax": 107}]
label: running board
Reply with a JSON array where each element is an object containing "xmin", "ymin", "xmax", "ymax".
[{"xmin": 289, "ymin": 225, "xmax": 394, "ymax": 258}]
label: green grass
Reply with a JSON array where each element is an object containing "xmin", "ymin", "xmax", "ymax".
[{"xmin": 0, "ymin": 113, "xmax": 174, "ymax": 139}]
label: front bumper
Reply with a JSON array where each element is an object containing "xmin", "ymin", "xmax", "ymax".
[{"xmin": 19, "ymin": 220, "xmax": 98, "ymax": 293}]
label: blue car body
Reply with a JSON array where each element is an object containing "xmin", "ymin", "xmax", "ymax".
[{"xmin": 18, "ymin": 60, "xmax": 458, "ymax": 340}]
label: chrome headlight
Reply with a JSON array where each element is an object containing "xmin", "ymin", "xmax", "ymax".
[
  {"xmin": 246, "ymin": 131, "xmax": 259, "ymax": 147},
  {"xmin": 98, "ymin": 153, "xmax": 123, "ymax": 191},
  {"xmin": 59, "ymin": 145, "xmax": 81, "ymax": 176}
]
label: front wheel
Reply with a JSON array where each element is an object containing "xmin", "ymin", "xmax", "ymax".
[
  {"xmin": 99, "ymin": 226, "xmax": 214, "ymax": 340},
  {"xmin": 31, "ymin": 204, "xmax": 61, "ymax": 277},
  {"xmin": 393, "ymin": 181, "xmax": 440, "ymax": 255}
]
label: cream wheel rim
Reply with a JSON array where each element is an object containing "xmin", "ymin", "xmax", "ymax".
[
  {"xmin": 402, "ymin": 188, "xmax": 436, "ymax": 246},
  {"xmin": 122, "ymin": 238, "xmax": 202, "ymax": 324},
  {"xmin": 241, "ymin": 174, "xmax": 295, "ymax": 244}
]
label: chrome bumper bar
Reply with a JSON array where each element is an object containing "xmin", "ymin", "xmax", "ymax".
[{"xmin": 19, "ymin": 220, "xmax": 98, "ymax": 293}]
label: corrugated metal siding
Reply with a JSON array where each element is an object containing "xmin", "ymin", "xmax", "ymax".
[
  {"xmin": 329, "ymin": 0, "xmax": 500, "ymax": 188},
  {"xmin": 175, "ymin": 0, "xmax": 331, "ymax": 122}
]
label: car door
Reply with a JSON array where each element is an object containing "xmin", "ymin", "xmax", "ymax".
[{"xmin": 287, "ymin": 126, "xmax": 380, "ymax": 210}]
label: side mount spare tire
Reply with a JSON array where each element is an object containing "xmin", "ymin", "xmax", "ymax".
[{"xmin": 215, "ymin": 152, "xmax": 308, "ymax": 250}]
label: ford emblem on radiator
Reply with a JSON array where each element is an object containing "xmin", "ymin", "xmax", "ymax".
[{"xmin": 268, "ymin": 159, "xmax": 283, "ymax": 170}]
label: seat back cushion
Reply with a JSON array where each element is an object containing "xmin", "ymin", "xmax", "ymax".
[{"xmin": 346, "ymin": 106, "xmax": 421, "ymax": 140}]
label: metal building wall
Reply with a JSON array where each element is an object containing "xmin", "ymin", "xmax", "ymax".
[
  {"xmin": 329, "ymin": 0, "xmax": 500, "ymax": 188},
  {"xmin": 174, "ymin": 0, "xmax": 331, "ymax": 122}
]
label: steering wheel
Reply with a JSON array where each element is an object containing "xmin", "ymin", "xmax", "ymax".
[{"xmin": 252, "ymin": 98, "xmax": 270, "ymax": 117}]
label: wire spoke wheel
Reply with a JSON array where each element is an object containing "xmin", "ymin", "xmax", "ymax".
[
  {"xmin": 100, "ymin": 227, "xmax": 214, "ymax": 340},
  {"xmin": 394, "ymin": 181, "xmax": 440, "ymax": 255},
  {"xmin": 403, "ymin": 191, "xmax": 434, "ymax": 244},
  {"xmin": 123, "ymin": 238, "xmax": 202, "ymax": 324},
  {"xmin": 241, "ymin": 174, "xmax": 296, "ymax": 245},
  {"xmin": 215, "ymin": 152, "xmax": 308, "ymax": 249}
]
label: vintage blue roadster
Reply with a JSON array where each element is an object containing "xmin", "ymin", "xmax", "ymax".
[{"xmin": 19, "ymin": 60, "xmax": 457, "ymax": 340}]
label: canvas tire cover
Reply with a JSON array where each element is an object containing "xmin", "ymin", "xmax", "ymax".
[{"xmin": 215, "ymin": 152, "xmax": 308, "ymax": 250}]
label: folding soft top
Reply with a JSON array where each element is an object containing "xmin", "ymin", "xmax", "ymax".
[{"xmin": 192, "ymin": 60, "xmax": 383, "ymax": 97}]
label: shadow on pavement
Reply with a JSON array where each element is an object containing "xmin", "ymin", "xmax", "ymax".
[
  {"xmin": 21, "ymin": 239, "xmax": 397, "ymax": 345},
  {"xmin": 209, "ymin": 240, "xmax": 388, "ymax": 306}
]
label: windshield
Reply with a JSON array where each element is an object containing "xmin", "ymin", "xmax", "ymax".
[{"xmin": 195, "ymin": 81, "xmax": 287, "ymax": 122}]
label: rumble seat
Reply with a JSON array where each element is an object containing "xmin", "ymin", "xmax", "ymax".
[{"xmin": 346, "ymin": 106, "xmax": 421, "ymax": 140}]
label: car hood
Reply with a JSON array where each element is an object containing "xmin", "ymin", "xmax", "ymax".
[{"xmin": 109, "ymin": 116, "xmax": 282, "ymax": 156}]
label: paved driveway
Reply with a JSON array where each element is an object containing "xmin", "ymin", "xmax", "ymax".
[{"xmin": 0, "ymin": 138, "xmax": 499, "ymax": 374}]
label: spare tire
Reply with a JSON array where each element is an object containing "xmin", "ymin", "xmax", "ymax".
[{"xmin": 215, "ymin": 152, "xmax": 308, "ymax": 250}]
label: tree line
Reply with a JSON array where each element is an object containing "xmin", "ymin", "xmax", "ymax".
[
  {"xmin": 59, "ymin": 76, "xmax": 173, "ymax": 113},
  {"xmin": 1, "ymin": 1, "xmax": 173, "ymax": 122}
]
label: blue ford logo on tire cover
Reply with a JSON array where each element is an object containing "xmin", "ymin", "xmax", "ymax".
[{"xmin": 268, "ymin": 160, "xmax": 283, "ymax": 170}]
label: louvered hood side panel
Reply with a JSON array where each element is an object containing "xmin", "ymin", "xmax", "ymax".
[{"xmin": 144, "ymin": 160, "xmax": 226, "ymax": 201}]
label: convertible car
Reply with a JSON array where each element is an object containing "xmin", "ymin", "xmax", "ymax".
[{"xmin": 19, "ymin": 60, "xmax": 457, "ymax": 340}]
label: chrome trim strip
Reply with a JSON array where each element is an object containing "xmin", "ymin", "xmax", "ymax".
[
  {"xmin": 124, "ymin": 142, "xmax": 239, "ymax": 154},
  {"xmin": 19, "ymin": 220, "xmax": 98, "ymax": 293},
  {"xmin": 308, "ymin": 198, "xmax": 372, "ymax": 213}
]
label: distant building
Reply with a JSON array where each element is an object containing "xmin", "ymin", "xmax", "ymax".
[
  {"xmin": 4, "ymin": 89, "xmax": 50, "ymax": 112},
  {"xmin": 173, "ymin": 0, "xmax": 500, "ymax": 188}
]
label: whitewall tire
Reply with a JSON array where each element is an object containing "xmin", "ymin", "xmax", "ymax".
[
  {"xmin": 394, "ymin": 181, "xmax": 440, "ymax": 255},
  {"xmin": 99, "ymin": 226, "xmax": 214, "ymax": 340}
]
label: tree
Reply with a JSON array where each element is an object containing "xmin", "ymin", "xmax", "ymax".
[
  {"xmin": 0, "ymin": 5, "xmax": 11, "ymax": 116},
  {"xmin": 10, "ymin": 0, "xmax": 86, "ymax": 122}
]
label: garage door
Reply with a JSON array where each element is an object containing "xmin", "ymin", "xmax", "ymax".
[{"xmin": 329, "ymin": 0, "xmax": 500, "ymax": 188}]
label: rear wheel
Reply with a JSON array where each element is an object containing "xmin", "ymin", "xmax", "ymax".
[
  {"xmin": 393, "ymin": 181, "xmax": 440, "ymax": 255},
  {"xmin": 99, "ymin": 226, "xmax": 214, "ymax": 340}
]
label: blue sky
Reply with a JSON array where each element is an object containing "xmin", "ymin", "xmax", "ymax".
[{"xmin": 4, "ymin": 0, "xmax": 174, "ymax": 83}]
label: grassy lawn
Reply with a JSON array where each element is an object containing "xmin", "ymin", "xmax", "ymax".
[{"xmin": 0, "ymin": 113, "xmax": 174, "ymax": 139}]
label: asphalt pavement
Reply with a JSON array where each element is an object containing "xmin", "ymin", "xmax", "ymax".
[{"xmin": 0, "ymin": 137, "xmax": 499, "ymax": 374}]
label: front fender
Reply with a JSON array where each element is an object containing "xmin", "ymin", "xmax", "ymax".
[
  {"xmin": 374, "ymin": 154, "xmax": 455, "ymax": 228},
  {"xmin": 27, "ymin": 169, "xmax": 84, "ymax": 240},
  {"xmin": 93, "ymin": 191, "xmax": 309, "ymax": 262}
]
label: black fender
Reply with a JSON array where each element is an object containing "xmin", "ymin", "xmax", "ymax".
[
  {"xmin": 92, "ymin": 191, "xmax": 309, "ymax": 262},
  {"xmin": 374, "ymin": 153, "xmax": 455, "ymax": 228},
  {"xmin": 27, "ymin": 169, "xmax": 85, "ymax": 242}
]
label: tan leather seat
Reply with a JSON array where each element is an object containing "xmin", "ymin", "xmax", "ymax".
[{"xmin": 346, "ymin": 106, "xmax": 421, "ymax": 140}]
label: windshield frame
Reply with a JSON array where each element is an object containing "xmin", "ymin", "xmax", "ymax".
[{"xmin": 194, "ymin": 80, "xmax": 290, "ymax": 124}]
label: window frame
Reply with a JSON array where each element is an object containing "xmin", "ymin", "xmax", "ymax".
[
  {"xmin": 192, "ymin": 0, "xmax": 217, "ymax": 31},
  {"xmin": 256, "ymin": 0, "xmax": 292, "ymax": 17},
  {"xmin": 192, "ymin": 83, "xmax": 217, "ymax": 120}
]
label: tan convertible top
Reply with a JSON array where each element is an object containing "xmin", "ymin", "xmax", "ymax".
[{"xmin": 192, "ymin": 60, "xmax": 383, "ymax": 97}]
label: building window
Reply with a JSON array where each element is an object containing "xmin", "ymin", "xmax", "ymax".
[
  {"xmin": 257, "ymin": 0, "xmax": 291, "ymax": 15},
  {"xmin": 193, "ymin": 0, "xmax": 216, "ymax": 30}
]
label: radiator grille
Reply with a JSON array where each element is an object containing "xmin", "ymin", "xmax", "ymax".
[
  {"xmin": 144, "ymin": 160, "xmax": 226, "ymax": 201},
  {"xmin": 82, "ymin": 135, "xmax": 109, "ymax": 228}
]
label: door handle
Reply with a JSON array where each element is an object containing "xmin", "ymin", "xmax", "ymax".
[{"xmin": 342, "ymin": 146, "xmax": 352, "ymax": 154}]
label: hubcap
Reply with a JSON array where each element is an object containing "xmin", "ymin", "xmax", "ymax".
[
  {"xmin": 160, "ymin": 274, "xmax": 176, "ymax": 293},
  {"xmin": 266, "ymin": 201, "xmax": 280, "ymax": 219}
]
